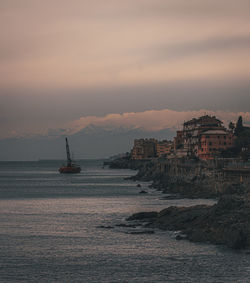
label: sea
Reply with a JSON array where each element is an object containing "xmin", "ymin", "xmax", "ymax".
[{"xmin": 0, "ymin": 160, "xmax": 249, "ymax": 283}]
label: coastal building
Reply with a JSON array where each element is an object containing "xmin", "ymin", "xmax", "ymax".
[
  {"xmin": 174, "ymin": 115, "xmax": 234, "ymax": 160},
  {"xmin": 131, "ymin": 139, "xmax": 174, "ymax": 159},
  {"xmin": 131, "ymin": 138, "xmax": 157, "ymax": 159},
  {"xmin": 198, "ymin": 129, "xmax": 234, "ymax": 160},
  {"xmin": 156, "ymin": 140, "xmax": 173, "ymax": 158},
  {"xmin": 130, "ymin": 115, "xmax": 239, "ymax": 161},
  {"xmin": 173, "ymin": 131, "xmax": 183, "ymax": 151}
]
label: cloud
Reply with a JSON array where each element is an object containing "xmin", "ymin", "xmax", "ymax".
[
  {"xmin": 1, "ymin": 1, "xmax": 250, "ymax": 140},
  {"xmin": 1, "ymin": 0, "xmax": 250, "ymax": 89},
  {"xmin": 144, "ymin": 35, "xmax": 250, "ymax": 64},
  {"xmin": 64, "ymin": 109, "xmax": 250, "ymax": 134},
  {"xmin": 2, "ymin": 108, "xmax": 250, "ymax": 139}
]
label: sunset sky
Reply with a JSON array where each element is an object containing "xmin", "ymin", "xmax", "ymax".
[{"xmin": 1, "ymin": 0, "xmax": 250, "ymax": 138}]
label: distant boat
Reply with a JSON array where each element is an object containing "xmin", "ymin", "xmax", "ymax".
[{"xmin": 59, "ymin": 138, "xmax": 81, "ymax": 174}]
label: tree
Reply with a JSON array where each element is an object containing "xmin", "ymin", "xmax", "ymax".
[
  {"xmin": 234, "ymin": 116, "xmax": 244, "ymax": 136},
  {"xmin": 228, "ymin": 121, "xmax": 235, "ymax": 131}
]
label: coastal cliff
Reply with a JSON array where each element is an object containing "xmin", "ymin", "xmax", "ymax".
[
  {"xmin": 105, "ymin": 157, "xmax": 149, "ymax": 170},
  {"xmin": 108, "ymin": 157, "xmax": 250, "ymax": 249},
  {"xmin": 108, "ymin": 157, "xmax": 250, "ymax": 198}
]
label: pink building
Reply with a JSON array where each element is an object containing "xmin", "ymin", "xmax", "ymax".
[{"xmin": 198, "ymin": 129, "xmax": 234, "ymax": 160}]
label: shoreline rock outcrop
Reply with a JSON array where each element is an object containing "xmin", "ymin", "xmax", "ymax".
[
  {"xmin": 107, "ymin": 157, "xmax": 250, "ymax": 198},
  {"xmin": 104, "ymin": 158, "xmax": 148, "ymax": 170},
  {"xmin": 127, "ymin": 194, "xmax": 250, "ymax": 249},
  {"xmin": 107, "ymin": 157, "xmax": 250, "ymax": 249}
]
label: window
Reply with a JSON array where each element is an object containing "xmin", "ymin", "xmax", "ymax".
[
  {"xmin": 206, "ymin": 135, "xmax": 210, "ymax": 138},
  {"xmin": 209, "ymin": 142, "xmax": 212, "ymax": 145},
  {"xmin": 224, "ymin": 136, "xmax": 226, "ymax": 139},
  {"xmin": 224, "ymin": 142, "xmax": 226, "ymax": 145}
]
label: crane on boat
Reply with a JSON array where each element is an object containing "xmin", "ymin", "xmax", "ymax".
[{"xmin": 59, "ymin": 137, "xmax": 81, "ymax": 173}]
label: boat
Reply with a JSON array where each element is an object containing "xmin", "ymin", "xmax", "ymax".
[{"xmin": 59, "ymin": 138, "xmax": 81, "ymax": 173}]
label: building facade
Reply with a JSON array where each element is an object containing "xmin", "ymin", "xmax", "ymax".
[
  {"xmin": 130, "ymin": 115, "xmax": 236, "ymax": 161},
  {"xmin": 198, "ymin": 129, "xmax": 234, "ymax": 160},
  {"xmin": 156, "ymin": 140, "xmax": 173, "ymax": 157},
  {"xmin": 131, "ymin": 138, "xmax": 173, "ymax": 159},
  {"xmin": 131, "ymin": 139, "xmax": 157, "ymax": 159},
  {"xmin": 174, "ymin": 115, "xmax": 234, "ymax": 160}
]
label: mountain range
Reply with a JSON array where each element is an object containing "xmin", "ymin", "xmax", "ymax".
[{"xmin": 0, "ymin": 125, "xmax": 175, "ymax": 161}]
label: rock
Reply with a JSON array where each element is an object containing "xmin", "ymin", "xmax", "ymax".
[
  {"xmin": 96, "ymin": 225, "xmax": 114, "ymax": 229},
  {"xmin": 139, "ymin": 190, "xmax": 148, "ymax": 194},
  {"xmin": 162, "ymin": 194, "xmax": 182, "ymax": 200},
  {"xmin": 175, "ymin": 234, "xmax": 187, "ymax": 240},
  {"xmin": 215, "ymin": 194, "xmax": 244, "ymax": 211},
  {"xmin": 115, "ymin": 223, "xmax": 138, "ymax": 228},
  {"xmin": 137, "ymin": 184, "xmax": 141, "ymax": 187},
  {"xmin": 107, "ymin": 158, "xmax": 149, "ymax": 170},
  {"xmin": 225, "ymin": 226, "xmax": 247, "ymax": 249},
  {"xmin": 110, "ymin": 157, "xmax": 250, "ymax": 249},
  {"xmin": 127, "ymin": 211, "xmax": 158, "ymax": 221},
  {"xmin": 127, "ymin": 194, "xmax": 250, "ymax": 249},
  {"xmin": 128, "ymin": 230, "xmax": 155, "ymax": 235}
]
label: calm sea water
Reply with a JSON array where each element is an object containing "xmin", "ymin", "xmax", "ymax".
[{"xmin": 0, "ymin": 160, "xmax": 249, "ymax": 283}]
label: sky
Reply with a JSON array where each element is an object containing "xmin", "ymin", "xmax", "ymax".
[{"xmin": 1, "ymin": 0, "xmax": 250, "ymax": 139}]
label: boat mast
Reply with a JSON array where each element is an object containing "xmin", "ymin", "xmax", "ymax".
[{"xmin": 65, "ymin": 137, "xmax": 72, "ymax": 166}]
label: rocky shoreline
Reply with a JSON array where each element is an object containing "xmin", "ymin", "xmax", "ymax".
[
  {"xmin": 108, "ymin": 157, "xmax": 250, "ymax": 198},
  {"xmin": 107, "ymin": 157, "xmax": 250, "ymax": 249},
  {"xmin": 104, "ymin": 158, "xmax": 149, "ymax": 170},
  {"xmin": 127, "ymin": 194, "xmax": 250, "ymax": 249}
]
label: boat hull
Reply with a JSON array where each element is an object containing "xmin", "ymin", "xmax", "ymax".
[{"xmin": 59, "ymin": 166, "xmax": 81, "ymax": 174}]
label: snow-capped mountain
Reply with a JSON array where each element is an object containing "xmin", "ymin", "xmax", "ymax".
[{"xmin": 0, "ymin": 125, "xmax": 175, "ymax": 161}]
